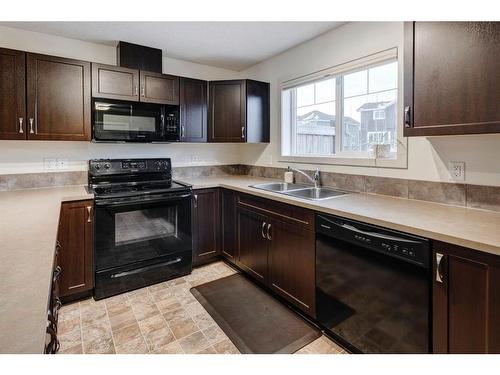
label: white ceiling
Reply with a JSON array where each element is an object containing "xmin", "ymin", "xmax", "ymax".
[{"xmin": 1, "ymin": 22, "xmax": 345, "ymax": 71}]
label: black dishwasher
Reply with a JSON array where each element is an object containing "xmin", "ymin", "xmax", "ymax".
[{"xmin": 316, "ymin": 214, "xmax": 431, "ymax": 353}]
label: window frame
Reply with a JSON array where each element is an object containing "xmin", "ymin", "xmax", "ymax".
[{"xmin": 279, "ymin": 48, "xmax": 407, "ymax": 169}]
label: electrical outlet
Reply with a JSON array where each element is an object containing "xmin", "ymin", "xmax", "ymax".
[
  {"xmin": 44, "ymin": 158, "xmax": 57, "ymax": 170},
  {"xmin": 56, "ymin": 158, "xmax": 69, "ymax": 170},
  {"xmin": 449, "ymin": 161, "xmax": 465, "ymax": 181}
]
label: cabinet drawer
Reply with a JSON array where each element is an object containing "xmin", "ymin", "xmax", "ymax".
[{"xmin": 236, "ymin": 193, "xmax": 314, "ymax": 230}]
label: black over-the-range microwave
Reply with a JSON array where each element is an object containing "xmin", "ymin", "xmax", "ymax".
[{"xmin": 92, "ymin": 99, "xmax": 180, "ymax": 142}]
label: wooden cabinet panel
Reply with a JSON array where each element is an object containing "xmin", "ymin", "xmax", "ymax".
[
  {"xmin": 92, "ymin": 63, "xmax": 139, "ymax": 101},
  {"xmin": 404, "ymin": 22, "xmax": 500, "ymax": 136},
  {"xmin": 246, "ymin": 80, "xmax": 270, "ymax": 143},
  {"xmin": 221, "ymin": 189, "xmax": 238, "ymax": 260},
  {"xmin": 58, "ymin": 200, "xmax": 93, "ymax": 299},
  {"xmin": 237, "ymin": 206, "xmax": 268, "ymax": 281},
  {"xmin": 208, "ymin": 80, "xmax": 246, "ymax": 142},
  {"xmin": 433, "ymin": 241, "xmax": 500, "ymax": 353},
  {"xmin": 140, "ymin": 71, "xmax": 179, "ymax": 105},
  {"xmin": 26, "ymin": 54, "xmax": 91, "ymax": 141},
  {"xmin": 237, "ymin": 192, "xmax": 314, "ymax": 231},
  {"xmin": 180, "ymin": 77, "xmax": 207, "ymax": 142},
  {"xmin": 268, "ymin": 218, "xmax": 315, "ymax": 316},
  {"xmin": 192, "ymin": 189, "xmax": 221, "ymax": 266},
  {"xmin": 0, "ymin": 48, "xmax": 26, "ymax": 140}
]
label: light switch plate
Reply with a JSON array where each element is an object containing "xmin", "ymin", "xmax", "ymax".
[
  {"xmin": 449, "ymin": 161, "xmax": 465, "ymax": 181},
  {"xmin": 43, "ymin": 158, "xmax": 57, "ymax": 170},
  {"xmin": 56, "ymin": 158, "xmax": 69, "ymax": 170}
]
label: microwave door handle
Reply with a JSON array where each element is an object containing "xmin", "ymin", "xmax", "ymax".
[{"xmin": 160, "ymin": 114, "xmax": 165, "ymax": 137}]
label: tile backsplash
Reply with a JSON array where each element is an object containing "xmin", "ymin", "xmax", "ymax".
[{"xmin": 1, "ymin": 164, "xmax": 499, "ymax": 212}]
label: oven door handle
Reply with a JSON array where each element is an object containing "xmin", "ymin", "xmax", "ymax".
[{"xmin": 95, "ymin": 193, "xmax": 192, "ymax": 207}]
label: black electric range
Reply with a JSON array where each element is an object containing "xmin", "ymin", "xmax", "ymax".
[{"xmin": 88, "ymin": 158, "xmax": 193, "ymax": 300}]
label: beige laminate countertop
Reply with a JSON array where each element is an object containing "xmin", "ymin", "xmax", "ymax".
[
  {"xmin": 0, "ymin": 186, "xmax": 93, "ymax": 354},
  {"xmin": 180, "ymin": 175, "xmax": 500, "ymax": 257},
  {"xmin": 1, "ymin": 176, "xmax": 500, "ymax": 354}
]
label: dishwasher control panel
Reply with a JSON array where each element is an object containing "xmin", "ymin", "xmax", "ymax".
[{"xmin": 316, "ymin": 214, "xmax": 430, "ymax": 268}]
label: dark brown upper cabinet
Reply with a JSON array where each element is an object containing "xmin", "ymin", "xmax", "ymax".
[
  {"xmin": 404, "ymin": 22, "xmax": 500, "ymax": 136},
  {"xmin": 140, "ymin": 71, "xmax": 179, "ymax": 105},
  {"xmin": 92, "ymin": 63, "xmax": 140, "ymax": 101},
  {"xmin": 27, "ymin": 53, "xmax": 91, "ymax": 141},
  {"xmin": 92, "ymin": 63, "xmax": 181, "ymax": 106},
  {"xmin": 0, "ymin": 48, "xmax": 26, "ymax": 140},
  {"xmin": 180, "ymin": 77, "xmax": 208, "ymax": 142},
  {"xmin": 208, "ymin": 79, "xmax": 269, "ymax": 143},
  {"xmin": 192, "ymin": 188, "xmax": 221, "ymax": 266},
  {"xmin": 433, "ymin": 241, "xmax": 500, "ymax": 353}
]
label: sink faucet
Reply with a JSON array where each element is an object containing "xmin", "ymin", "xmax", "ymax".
[{"xmin": 288, "ymin": 166, "xmax": 321, "ymax": 189}]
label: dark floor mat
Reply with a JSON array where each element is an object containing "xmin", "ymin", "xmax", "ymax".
[{"xmin": 190, "ymin": 273, "xmax": 321, "ymax": 354}]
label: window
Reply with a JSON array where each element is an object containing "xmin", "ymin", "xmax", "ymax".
[
  {"xmin": 281, "ymin": 50, "xmax": 399, "ymax": 161},
  {"xmin": 373, "ymin": 110, "xmax": 385, "ymax": 120}
]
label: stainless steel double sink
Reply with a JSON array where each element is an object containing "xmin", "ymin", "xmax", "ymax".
[{"xmin": 249, "ymin": 182, "xmax": 348, "ymax": 201}]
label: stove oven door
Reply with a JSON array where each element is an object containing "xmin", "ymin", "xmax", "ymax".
[{"xmin": 93, "ymin": 192, "xmax": 192, "ymax": 299}]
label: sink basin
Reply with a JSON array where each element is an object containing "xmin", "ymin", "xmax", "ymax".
[
  {"xmin": 283, "ymin": 187, "xmax": 347, "ymax": 201},
  {"xmin": 250, "ymin": 182, "xmax": 311, "ymax": 192}
]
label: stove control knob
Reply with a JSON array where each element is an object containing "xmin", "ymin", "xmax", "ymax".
[
  {"xmin": 104, "ymin": 163, "xmax": 111, "ymax": 170},
  {"xmin": 95, "ymin": 163, "xmax": 101, "ymax": 170}
]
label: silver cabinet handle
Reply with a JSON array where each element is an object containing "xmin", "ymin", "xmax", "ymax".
[
  {"xmin": 266, "ymin": 223, "xmax": 272, "ymax": 241},
  {"xmin": 86, "ymin": 206, "xmax": 92, "ymax": 223},
  {"xmin": 261, "ymin": 222, "xmax": 267, "ymax": 239},
  {"xmin": 436, "ymin": 252, "xmax": 445, "ymax": 283},
  {"xmin": 29, "ymin": 118, "xmax": 34, "ymax": 134},
  {"xmin": 181, "ymin": 125, "xmax": 185, "ymax": 139},
  {"xmin": 141, "ymin": 85, "xmax": 145, "ymax": 97},
  {"xmin": 194, "ymin": 194, "xmax": 198, "ymax": 208},
  {"xmin": 134, "ymin": 85, "xmax": 138, "ymax": 96},
  {"xmin": 18, "ymin": 118, "xmax": 24, "ymax": 134},
  {"xmin": 241, "ymin": 126, "xmax": 245, "ymax": 139}
]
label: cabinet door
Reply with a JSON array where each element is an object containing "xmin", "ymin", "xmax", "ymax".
[
  {"xmin": 237, "ymin": 206, "xmax": 268, "ymax": 282},
  {"xmin": 180, "ymin": 77, "xmax": 207, "ymax": 142},
  {"xmin": 27, "ymin": 54, "xmax": 91, "ymax": 141},
  {"xmin": 92, "ymin": 63, "xmax": 139, "ymax": 101},
  {"xmin": 221, "ymin": 189, "xmax": 237, "ymax": 261},
  {"xmin": 404, "ymin": 22, "xmax": 500, "ymax": 136},
  {"xmin": 208, "ymin": 80, "xmax": 246, "ymax": 142},
  {"xmin": 58, "ymin": 200, "xmax": 93, "ymax": 298},
  {"xmin": 140, "ymin": 71, "xmax": 179, "ymax": 105},
  {"xmin": 268, "ymin": 218, "xmax": 316, "ymax": 316},
  {"xmin": 192, "ymin": 189, "xmax": 221, "ymax": 266},
  {"xmin": 433, "ymin": 242, "xmax": 500, "ymax": 353},
  {"xmin": 0, "ymin": 48, "xmax": 26, "ymax": 140}
]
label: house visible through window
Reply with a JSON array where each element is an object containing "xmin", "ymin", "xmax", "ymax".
[{"xmin": 281, "ymin": 53, "xmax": 398, "ymax": 159}]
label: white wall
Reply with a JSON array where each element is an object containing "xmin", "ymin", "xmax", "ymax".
[
  {"xmin": 1, "ymin": 23, "xmax": 499, "ymax": 185},
  {"xmin": 241, "ymin": 22, "xmax": 500, "ymax": 186},
  {"xmin": 0, "ymin": 25, "xmax": 244, "ymax": 174}
]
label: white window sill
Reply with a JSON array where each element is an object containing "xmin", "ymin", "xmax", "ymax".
[{"xmin": 279, "ymin": 152, "xmax": 407, "ymax": 169}]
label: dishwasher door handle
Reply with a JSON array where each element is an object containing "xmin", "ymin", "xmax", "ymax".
[{"xmin": 326, "ymin": 219, "xmax": 421, "ymax": 244}]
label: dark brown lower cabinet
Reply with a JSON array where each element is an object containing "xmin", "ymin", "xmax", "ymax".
[
  {"xmin": 58, "ymin": 200, "xmax": 94, "ymax": 300},
  {"xmin": 192, "ymin": 188, "xmax": 221, "ymax": 266},
  {"xmin": 221, "ymin": 189, "xmax": 238, "ymax": 260},
  {"xmin": 433, "ymin": 241, "xmax": 500, "ymax": 353},
  {"xmin": 268, "ymin": 218, "xmax": 316, "ymax": 317},
  {"xmin": 232, "ymin": 193, "xmax": 316, "ymax": 317},
  {"xmin": 237, "ymin": 206, "xmax": 269, "ymax": 281}
]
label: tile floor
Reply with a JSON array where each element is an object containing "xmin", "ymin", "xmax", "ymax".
[{"xmin": 57, "ymin": 261, "xmax": 346, "ymax": 354}]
